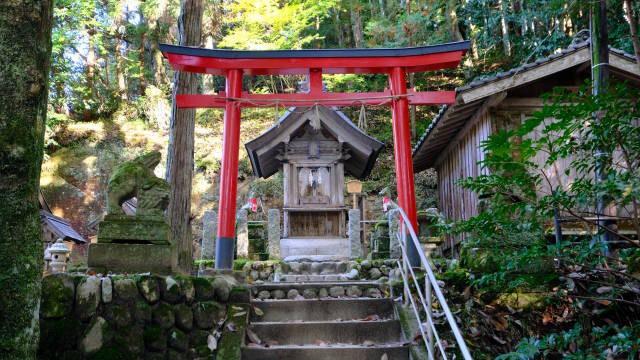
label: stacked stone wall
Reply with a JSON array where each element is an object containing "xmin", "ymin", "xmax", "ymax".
[{"xmin": 39, "ymin": 273, "xmax": 249, "ymax": 360}]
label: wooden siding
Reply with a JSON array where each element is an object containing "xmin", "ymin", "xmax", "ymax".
[{"xmin": 436, "ymin": 112, "xmax": 492, "ymax": 252}]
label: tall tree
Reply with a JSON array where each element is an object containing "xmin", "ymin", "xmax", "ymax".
[
  {"xmin": 591, "ymin": 0, "xmax": 611, "ymax": 251},
  {"xmin": 623, "ymin": 0, "xmax": 640, "ymax": 71},
  {"xmin": 166, "ymin": 0, "xmax": 203, "ymax": 274},
  {"xmin": 0, "ymin": 0, "xmax": 54, "ymax": 358},
  {"xmin": 113, "ymin": 0, "xmax": 128, "ymax": 100},
  {"xmin": 350, "ymin": 0, "xmax": 364, "ymax": 47}
]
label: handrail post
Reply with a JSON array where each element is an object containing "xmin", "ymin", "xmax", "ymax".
[
  {"xmin": 401, "ymin": 224, "xmax": 409, "ymax": 306},
  {"xmin": 425, "ymin": 261, "xmax": 434, "ymax": 359}
]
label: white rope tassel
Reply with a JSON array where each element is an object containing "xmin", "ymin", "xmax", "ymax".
[{"xmin": 358, "ymin": 104, "xmax": 368, "ymax": 131}]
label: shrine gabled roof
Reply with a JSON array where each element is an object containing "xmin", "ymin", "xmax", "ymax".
[
  {"xmin": 40, "ymin": 211, "xmax": 86, "ymax": 244},
  {"xmin": 159, "ymin": 41, "xmax": 470, "ymax": 75},
  {"xmin": 412, "ymin": 40, "xmax": 640, "ymax": 172},
  {"xmin": 245, "ymin": 106, "xmax": 384, "ymax": 179}
]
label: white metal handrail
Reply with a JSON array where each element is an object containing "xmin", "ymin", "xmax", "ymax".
[{"xmin": 387, "ymin": 201, "xmax": 472, "ymax": 360}]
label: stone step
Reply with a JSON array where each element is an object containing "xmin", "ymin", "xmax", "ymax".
[
  {"xmin": 252, "ymin": 281, "xmax": 387, "ymax": 300},
  {"xmin": 281, "ymin": 260, "xmax": 354, "ymax": 275},
  {"xmin": 282, "ymin": 255, "xmax": 351, "ymax": 263},
  {"xmin": 242, "ymin": 344, "xmax": 409, "ymax": 360},
  {"xmin": 248, "ymin": 319, "xmax": 403, "ymax": 345},
  {"xmin": 279, "ymin": 273, "xmax": 357, "ymax": 282},
  {"xmin": 250, "ymin": 298, "xmax": 395, "ymax": 322}
]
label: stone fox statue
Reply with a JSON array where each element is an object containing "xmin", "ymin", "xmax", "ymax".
[{"xmin": 107, "ymin": 151, "xmax": 170, "ymax": 216}]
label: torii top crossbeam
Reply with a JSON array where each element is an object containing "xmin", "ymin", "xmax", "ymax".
[
  {"xmin": 160, "ymin": 42, "xmax": 469, "ymax": 108},
  {"xmin": 161, "ymin": 41, "xmax": 470, "ymax": 269}
]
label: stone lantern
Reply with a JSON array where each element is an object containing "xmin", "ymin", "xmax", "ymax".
[
  {"xmin": 49, "ymin": 238, "xmax": 70, "ymax": 273},
  {"xmin": 43, "ymin": 245, "xmax": 52, "ymax": 272}
]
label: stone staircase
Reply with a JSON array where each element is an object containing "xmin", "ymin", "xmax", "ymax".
[{"xmin": 241, "ymin": 260, "xmax": 410, "ymax": 360}]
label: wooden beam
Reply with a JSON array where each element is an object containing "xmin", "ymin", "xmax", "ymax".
[
  {"xmin": 460, "ymin": 48, "xmax": 590, "ymax": 104},
  {"xmin": 434, "ymin": 92, "xmax": 507, "ymax": 168},
  {"xmin": 610, "ymin": 53, "xmax": 640, "ymax": 75},
  {"xmin": 176, "ymin": 90, "xmax": 456, "ymax": 108},
  {"xmin": 497, "ymin": 97, "xmax": 545, "ymax": 109}
]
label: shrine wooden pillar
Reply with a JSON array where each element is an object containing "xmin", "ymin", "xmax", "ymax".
[
  {"xmin": 215, "ymin": 69, "xmax": 243, "ymax": 269},
  {"xmin": 389, "ymin": 67, "xmax": 419, "ymax": 266}
]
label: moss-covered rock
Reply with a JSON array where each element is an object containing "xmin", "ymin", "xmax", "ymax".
[
  {"xmin": 189, "ymin": 329, "xmax": 210, "ymax": 348},
  {"xmin": 75, "ymin": 275, "xmax": 101, "ymax": 321},
  {"xmin": 133, "ymin": 300, "xmax": 152, "ymax": 324},
  {"xmin": 212, "ymin": 275, "xmax": 236, "ymax": 302},
  {"xmin": 86, "ymin": 346, "xmax": 132, "ymax": 360},
  {"xmin": 494, "ymin": 292, "xmax": 548, "ymax": 310},
  {"xmin": 152, "ymin": 302, "xmax": 175, "ymax": 329},
  {"xmin": 144, "ymin": 352, "xmax": 164, "ymax": 360},
  {"xmin": 143, "ymin": 325, "xmax": 166, "ymax": 352},
  {"xmin": 101, "ymin": 277, "xmax": 113, "ymax": 303},
  {"xmin": 174, "ymin": 303, "xmax": 193, "ymax": 332},
  {"xmin": 166, "ymin": 349, "xmax": 187, "ymax": 360},
  {"xmin": 192, "ymin": 301, "xmax": 224, "ymax": 330},
  {"xmin": 112, "ymin": 325, "xmax": 144, "ymax": 356},
  {"xmin": 168, "ymin": 327, "xmax": 189, "ymax": 352},
  {"xmin": 113, "ymin": 278, "xmax": 137, "ymax": 302},
  {"xmin": 104, "ymin": 303, "xmax": 132, "ymax": 328},
  {"xmin": 41, "ymin": 274, "xmax": 75, "ymax": 318},
  {"xmin": 177, "ymin": 277, "xmax": 194, "ymax": 304},
  {"xmin": 137, "ymin": 275, "xmax": 160, "ymax": 304},
  {"xmin": 193, "ymin": 278, "xmax": 215, "ymax": 302},
  {"xmin": 228, "ymin": 285, "xmax": 251, "ymax": 303},
  {"xmin": 159, "ymin": 276, "xmax": 184, "ymax": 304},
  {"xmin": 80, "ymin": 316, "xmax": 111, "ymax": 355}
]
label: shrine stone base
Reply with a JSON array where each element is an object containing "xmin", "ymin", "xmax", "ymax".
[
  {"xmin": 88, "ymin": 243, "xmax": 172, "ymax": 274},
  {"xmin": 97, "ymin": 214, "xmax": 170, "ymax": 245},
  {"xmin": 280, "ymin": 237, "xmax": 350, "ymax": 259}
]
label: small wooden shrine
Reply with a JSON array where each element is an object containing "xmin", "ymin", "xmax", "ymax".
[{"xmin": 246, "ymin": 106, "xmax": 383, "ymax": 258}]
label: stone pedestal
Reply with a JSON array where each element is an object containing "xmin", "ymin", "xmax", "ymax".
[
  {"xmin": 201, "ymin": 210, "xmax": 217, "ymax": 259},
  {"xmin": 348, "ymin": 209, "xmax": 362, "ymax": 259},
  {"xmin": 89, "ymin": 214, "xmax": 172, "ymax": 274},
  {"xmin": 267, "ymin": 209, "xmax": 281, "ymax": 259},
  {"xmin": 97, "ymin": 214, "xmax": 169, "ymax": 244},
  {"xmin": 236, "ymin": 209, "xmax": 249, "ymax": 258},
  {"xmin": 88, "ymin": 243, "xmax": 172, "ymax": 274}
]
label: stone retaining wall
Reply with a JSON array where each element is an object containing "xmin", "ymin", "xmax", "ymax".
[{"xmin": 39, "ymin": 273, "xmax": 249, "ymax": 360}]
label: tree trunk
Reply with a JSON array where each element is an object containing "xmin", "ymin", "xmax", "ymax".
[
  {"xmin": 623, "ymin": 0, "xmax": 640, "ymax": 71},
  {"xmin": 139, "ymin": 24, "xmax": 148, "ymax": 96},
  {"xmin": 333, "ymin": 9, "xmax": 345, "ymax": 47},
  {"xmin": 166, "ymin": 0, "xmax": 203, "ymax": 274},
  {"xmin": 115, "ymin": 1, "xmax": 128, "ymax": 100},
  {"xmin": 446, "ymin": 0, "xmax": 463, "ymax": 41},
  {"xmin": 350, "ymin": 0, "xmax": 364, "ymax": 48},
  {"xmin": 0, "ymin": 0, "xmax": 53, "ymax": 358},
  {"xmin": 499, "ymin": 0, "xmax": 512, "ymax": 57}
]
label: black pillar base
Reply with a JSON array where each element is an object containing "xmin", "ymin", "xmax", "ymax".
[{"xmin": 215, "ymin": 236, "xmax": 235, "ymax": 269}]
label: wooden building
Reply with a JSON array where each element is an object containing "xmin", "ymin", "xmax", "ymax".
[
  {"xmin": 412, "ymin": 40, "xmax": 640, "ymax": 252},
  {"xmin": 246, "ymin": 106, "xmax": 383, "ymax": 258}
]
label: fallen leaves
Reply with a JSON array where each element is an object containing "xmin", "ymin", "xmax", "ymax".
[{"xmin": 246, "ymin": 327, "xmax": 262, "ymax": 345}]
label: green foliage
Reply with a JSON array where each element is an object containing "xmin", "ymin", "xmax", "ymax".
[
  {"xmin": 233, "ymin": 258, "xmax": 250, "ymax": 271},
  {"xmin": 498, "ymin": 322, "xmax": 640, "ymax": 360}
]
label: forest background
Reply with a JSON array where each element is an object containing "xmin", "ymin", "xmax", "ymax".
[
  {"xmin": 45, "ymin": 0, "xmax": 638, "ymax": 246},
  {"xmin": 35, "ymin": 0, "xmax": 640, "ymax": 357}
]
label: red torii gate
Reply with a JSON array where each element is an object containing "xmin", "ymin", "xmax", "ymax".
[{"xmin": 160, "ymin": 41, "xmax": 470, "ymax": 269}]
